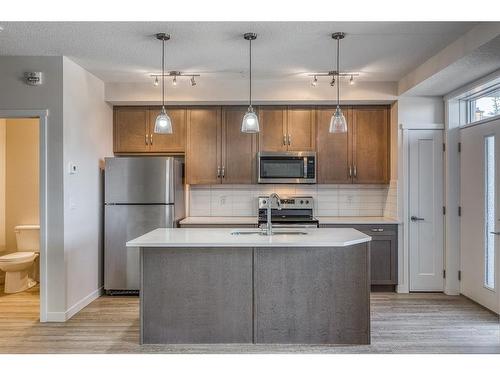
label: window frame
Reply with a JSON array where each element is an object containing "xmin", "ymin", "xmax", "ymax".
[{"xmin": 463, "ymin": 84, "xmax": 500, "ymax": 126}]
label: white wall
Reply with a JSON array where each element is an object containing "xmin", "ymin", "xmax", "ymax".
[
  {"xmin": 62, "ymin": 57, "xmax": 113, "ymax": 317},
  {"xmin": 0, "ymin": 56, "xmax": 66, "ymax": 317},
  {"xmin": 105, "ymin": 79, "xmax": 397, "ymax": 105},
  {"xmin": 398, "ymin": 96, "xmax": 444, "ymax": 126}
]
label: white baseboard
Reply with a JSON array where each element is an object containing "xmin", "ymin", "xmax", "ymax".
[
  {"xmin": 45, "ymin": 287, "xmax": 103, "ymax": 322},
  {"xmin": 396, "ymin": 284, "xmax": 409, "ymax": 293},
  {"xmin": 65, "ymin": 287, "xmax": 104, "ymax": 320}
]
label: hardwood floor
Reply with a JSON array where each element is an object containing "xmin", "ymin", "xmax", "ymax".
[{"xmin": 0, "ymin": 286, "xmax": 498, "ymax": 353}]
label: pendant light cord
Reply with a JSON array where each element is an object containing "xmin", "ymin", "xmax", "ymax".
[
  {"xmin": 162, "ymin": 38, "xmax": 165, "ymax": 109},
  {"xmin": 336, "ymin": 36, "xmax": 340, "ymax": 108},
  {"xmin": 249, "ymin": 38, "xmax": 252, "ymax": 108}
]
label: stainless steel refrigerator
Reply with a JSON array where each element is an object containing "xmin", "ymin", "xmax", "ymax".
[{"xmin": 104, "ymin": 157, "xmax": 184, "ymax": 294}]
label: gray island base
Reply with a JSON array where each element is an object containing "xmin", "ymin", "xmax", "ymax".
[{"xmin": 129, "ymin": 228, "xmax": 371, "ymax": 345}]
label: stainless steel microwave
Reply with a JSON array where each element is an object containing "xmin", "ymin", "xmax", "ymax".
[{"xmin": 257, "ymin": 151, "xmax": 316, "ymax": 184}]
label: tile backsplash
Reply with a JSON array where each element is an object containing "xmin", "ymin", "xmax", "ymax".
[{"xmin": 188, "ymin": 183, "xmax": 398, "ymax": 218}]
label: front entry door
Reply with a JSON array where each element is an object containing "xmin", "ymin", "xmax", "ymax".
[
  {"xmin": 460, "ymin": 119, "xmax": 500, "ymax": 314},
  {"xmin": 409, "ymin": 130, "xmax": 444, "ymax": 291}
]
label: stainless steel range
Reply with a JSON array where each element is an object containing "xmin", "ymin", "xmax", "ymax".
[{"xmin": 258, "ymin": 195, "xmax": 319, "ymax": 229}]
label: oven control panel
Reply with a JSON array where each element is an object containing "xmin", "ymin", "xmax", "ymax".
[{"xmin": 258, "ymin": 196, "xmax": 314, "ymax": 209}]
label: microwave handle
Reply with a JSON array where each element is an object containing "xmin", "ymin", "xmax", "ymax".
[{"xmin": 304, "ymin": 157, "xmax": 308, "ymax": 177}]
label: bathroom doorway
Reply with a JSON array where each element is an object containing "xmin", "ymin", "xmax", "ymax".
[{"xmin": 0, "ymin": 114, "xmax": 45, "ymax": 323}]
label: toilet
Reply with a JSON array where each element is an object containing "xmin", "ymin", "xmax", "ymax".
[{"xmin": 0, "ymin": 225, "xmax": 40, "ymax": 294}]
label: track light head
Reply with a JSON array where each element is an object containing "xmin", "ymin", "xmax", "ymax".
[
  {"xmin": 311, "ymin": 75, "xmax": 318, "ymax": 87},
  {"xmin": 190, "ymin": 76, "xmax": 197, "ymax": 86}
]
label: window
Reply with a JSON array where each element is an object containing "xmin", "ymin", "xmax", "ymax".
[
  {"xmin": 465, "ymin": 86, "xmax": 500, "ymax": 124},
  {"xmin": 484, "ymin": 135, "xmax": 495, "ymax": 289}
]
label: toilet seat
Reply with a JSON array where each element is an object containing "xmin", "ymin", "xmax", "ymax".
[{"xmin": 0, "ymin": 251, "xmax": 36, "ymax": 263}]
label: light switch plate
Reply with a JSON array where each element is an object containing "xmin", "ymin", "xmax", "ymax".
[{"xmin": 69, "ymin": 162, "xmax": 77, "ymax": 175}]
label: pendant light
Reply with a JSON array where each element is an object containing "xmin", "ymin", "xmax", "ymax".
[
  {"xmin": 241, "ymin": 32, "xmax": 259, "ymax": 133},
  {"xmin": 329, "ymin": 32, "xmax": 347, "ymax": 134},
  {"xmin": 154, "ymin": 33, "xmax": 173, "ymax": 134}
]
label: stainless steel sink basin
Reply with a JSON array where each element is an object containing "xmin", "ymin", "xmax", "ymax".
[{"xmin": 230, "ymin": 230, "xmax": 308, "ymax": 236}]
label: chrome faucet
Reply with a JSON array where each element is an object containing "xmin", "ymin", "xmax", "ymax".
[{"xmin": 266, "ymin": 193, "xmax": 281, "ymax": 235}]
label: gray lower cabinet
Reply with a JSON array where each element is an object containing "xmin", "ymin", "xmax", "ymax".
[
  {"xmin": 320, "ymin": 224, "xmax": 398, "ymax": 287},
  {"xmin": 141, "ymin": 247, "xmax": 253, "ymax": 344},
  {"xmin": 254, "ymin": 245, "xmax": 370, "ymax": 344}
]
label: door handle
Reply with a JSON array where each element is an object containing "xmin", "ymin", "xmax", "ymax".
[
  {"xmin": 490, "ymin": 231, "xmax": 500, "ymax": 235},
  {"xmin": 411, "ymin": 216, "xmax": 425, "ymax": 222}
]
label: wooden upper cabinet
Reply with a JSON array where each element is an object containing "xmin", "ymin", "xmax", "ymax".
[
  {"xmin": 316, "ymin": 107, "xmax": 352, "ymax": 184},
  {"xmin": 148, "ymin": 107, "xmax": 186, "ymax": 153},
  {"xmin": 114, "ymin": 107, "xmax": 149, "ymax": 153},
  {"xmin": 352, "ymin": 107, "xmax": 389, "ymax": 184},
  {"xmin": 287, "ymin": 107, "xmax": 316, "ymax": 151},
  {"xmin": 186, "ymin": 108, "xmax": 222, "ymax": 185},
  {"xmin": 258, "ymin": 106, "xmax": 287, "ymax": 152},
  {"xmin": 222, "ymin": 107, "xmax": 257, "ymax": 184}
]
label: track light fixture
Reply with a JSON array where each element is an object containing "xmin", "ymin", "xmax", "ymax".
[{"xmin": 151, "ymin": 71, "xmax": 201, "ymax": 87}]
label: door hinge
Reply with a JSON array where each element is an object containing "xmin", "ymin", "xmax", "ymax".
[
  {"xmin": 458, "ymin": 142, "xmax": 461, "ymax": 153},
  {"xmin": 442, "ymin": 143, "xmax": 446, "ymax": 152},
  {"xmin": 443, "ymin": 206, "xmax": 446, "ymax": 215},
  {"xmin": 458, "ymin": 206, "xmax": 462, "ymax": 217},
  {"xmin": 458, "ymin": 270, "xmax": 462, "ymax": 281},
  {"xmin": 443, "ymin": 270, "xmax": 446, "ymax": 279}
]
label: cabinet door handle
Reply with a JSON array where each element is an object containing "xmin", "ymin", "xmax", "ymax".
[
  {"xmin": 221, "ymin": 166, "xmax": 225, "ymax": 178},
  {"xmin": 288, "ymin": 134, "xmax": 291, "ymax": 145},
  {"xmin": 353, "ymin": 165, "xmax": 357, "ymax": 177},
  {"xmin": 217, "ymin": 166, "xmax": 221, "ymax": 178},
  {"xmin": 283, "ymin": 135, "xmax": 287, "ymax": 146},
  {"xmin": 349, "ymin": 165, "xmax": 352, "ymax": 177},
  {"xmin": 145, "ymin": 134, "xmax": 149, "ymax": 145},
  {"xmin": 150, "ymin": 134, "xmax": 153, "ymax": 145}
]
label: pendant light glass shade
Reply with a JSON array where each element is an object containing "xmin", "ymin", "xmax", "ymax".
[
  {"xmin": 329, "ymin": 106, "xmax": 347, "ymax": 133},
  {"xmin": 241, "ymin": 105, "xmax": 259, "ymax": 133},
  {"xmin": 154, "ymin": 106, "xmax": 173, "ymax": 134}
]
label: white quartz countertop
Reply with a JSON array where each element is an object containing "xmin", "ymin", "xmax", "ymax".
[
  {"xmin": 179, "ymin": 216, "xmax": 400, "ymax": 225},
  {"xmin": 127, "ymin": 228, "xmax": 371, "ymax": 248}
]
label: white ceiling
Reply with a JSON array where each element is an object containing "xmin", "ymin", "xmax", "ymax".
[{"xmin": 0, "ymin": 22, "xmax": 478, "ymax": 84}]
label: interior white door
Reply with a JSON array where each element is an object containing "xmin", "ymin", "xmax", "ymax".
[
  {"xmin": 460, "ymin": 119, "xmax": 500, "ymax": 314},
  {"xmin": 409, "ymin": 129, "xmax": 444, "ymax": 291}
]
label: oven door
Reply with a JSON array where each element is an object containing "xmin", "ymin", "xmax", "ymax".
[{"xmin": 258, "ymin": 152, "xmax": 316, "ymax": 183}]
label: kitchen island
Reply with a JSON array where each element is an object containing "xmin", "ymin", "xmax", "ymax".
[{"xmin": 127, "ymin": 228, "xmax": 371, "ymax": 345}]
